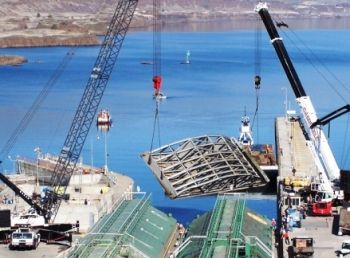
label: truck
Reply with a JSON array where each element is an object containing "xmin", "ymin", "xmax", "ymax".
[
  {"xmin": 291, "ymin": 237, "xmax": 314, "ymax": 257},
  {"xmin": 11, "ymin": 211, "xmax": 45, "ymax": 227},
  {"xmin": 9, "ymin": 228, "xmax": 40, "ymax": 250},
  {"xmin": 338, "ymin": 240, "xmax": 350, "ymax": 257},
  {"xmin": 338, "ymin": 207, "xmax": 350, "ymax": 235}
]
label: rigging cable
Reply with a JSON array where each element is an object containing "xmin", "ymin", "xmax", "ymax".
[
  {"xmin": 274, "ymin": 16, "xmax": 350, "ymax": 167},
  {"xmin": 149, "ymin": 0, "xmax": 163, "ymax": 158},
  {"xmin": 251, "ymin": 16, "xmax": 262, "ymax": 142},
  {"xmin": 152, "ymin": 0, "xmax": 162, "ymax": 97},
  {"xmin": 0, "ymin": 49, "xmax": 75, "ymax": 164},
  {"xmin": 0, "ymin": 0, "xmax": 112, "ymax": 166},
  {"xmin": 274, "ymin": 16, "xmax": 350, "ymax": 104},
  {"xmin": 148, "ymin": 99, "xmax": 161, "ymax": 164},
  {"xmin": 340, "ymin": 114, "xmax": 350, "ymax": 167}
]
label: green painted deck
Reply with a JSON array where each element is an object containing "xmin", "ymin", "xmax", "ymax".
[
  {"xmin": 175, "ymin": 194, "xmax": 273, "ymax": 258},
  {"xmin": 68, "ymin": 193, "xmax": 177, "ymax": 258}
]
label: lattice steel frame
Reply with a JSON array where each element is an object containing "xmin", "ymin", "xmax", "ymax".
[
  {"xmin": 45, "ymin": 0, "xmax": 138, "ymax": 222},
  {"xmin": 141, "ymin": 135, "xmax": 269, "ymax": 199}
]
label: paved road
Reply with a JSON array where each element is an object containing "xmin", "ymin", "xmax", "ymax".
[{"xmin": 0, "ymin": 242, "xmax": 71, "ymax": 258}]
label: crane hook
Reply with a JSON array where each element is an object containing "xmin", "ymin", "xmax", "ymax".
[{"xmin": 254, "ymin": 75, "xmax": 261, "ymax": 89}]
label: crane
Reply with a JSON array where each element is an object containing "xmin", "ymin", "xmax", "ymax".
[
  {"xmin": 43, "ymin": 0, "xmax": 138, "ymax": 222},
  {"xmin": 255, "ymin": 2, "xmax": 340, "ymax": 187},
  {"xmin": 152, "ymin": 0, "xmax": 165, "ymax": 99},
  {"xmin": 310, "ymin": 104, "xmax": 350, "ymax": 129},
  {"xmin": 0, "ymin": 0, "xmax": 138, "ymax": 223}
]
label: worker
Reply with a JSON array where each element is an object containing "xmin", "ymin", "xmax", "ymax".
[
  {"xmin": 76, "ymin": 220, "xmax": 80, "ymax": 234},
  {"xmin": 300, "ymin": 206, "xmax": 306, "ymax": 219},
  {"xmin": 288, "ymin": 216, "xmax": 293, "ymax": 232},
  {"xmin": 283, "ymin": 230, "xmax": 290, "ymax": 245},
  {"xmin": 271, "ymin": 218, "xmax": 277, "ymax": 231}
]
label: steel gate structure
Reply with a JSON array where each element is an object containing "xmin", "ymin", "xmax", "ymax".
[{"xmin": 141, "ymin": 135, "xmax": 270, "ymax": 199}]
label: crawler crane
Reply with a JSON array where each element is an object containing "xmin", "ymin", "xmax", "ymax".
[{"xmin": 0, "ymin": 0, "xmax": 138, "ymax": 225}]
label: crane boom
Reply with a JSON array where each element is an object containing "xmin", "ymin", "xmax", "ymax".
[
  {"xmin": 44, "ymin": 0, "xmax": 138, "ymax": 222},
  {"xmin": 0, "ymin": 173, "xmax": 46, "ymax": 215},
  {"xmin": 255, "ymin": 2, "xmax": 340, "ymax": 182},
  {"xmin": 311, "ymin": 104, "xmax": 350, "ymax": 128}
]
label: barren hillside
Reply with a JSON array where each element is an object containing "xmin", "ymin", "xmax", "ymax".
[{"xmin": 0, "ymin": 0, "xmax": 349, "ymax": 49}]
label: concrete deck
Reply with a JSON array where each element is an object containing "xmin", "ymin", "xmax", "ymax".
[
  {"xmin": 0, "ymin": 170, "xmax": 134, "ymax": 232},
  {"xmin": 0, "ymin": 169, "xmax": 134, "ymax": 257},
  {"xmin": 276, "ymin": 116, "xmax": 317, "ymax": 178},
  {"xmin": 0, "ymin": 240, "xmax": 71, "ymax": 258},
  {"xmin": 286, "ymin": 215, "xmax": 346, "ymax": 258},
  {"xmin": 275, "ymin": 116, "xmax": 345, "ymax": 257}
]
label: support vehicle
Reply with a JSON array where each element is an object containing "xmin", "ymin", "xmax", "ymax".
[
  {"xmin": 291, "ymin": 237, "xmax": 314, "ymax": 257},
  {"xmin": 337, "ymin": 240, "xmax": 350, "ymax": 257},
  {"xmin": 338, "ymin": 208, "xmax": 350, "ymax": 235},
  {"xmin": 9, "ymin": 228, "xmax": 40, "ymax": 250}
]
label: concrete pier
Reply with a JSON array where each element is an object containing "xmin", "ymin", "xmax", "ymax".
[
  {"xmin": 275, "ymin": 116, "xmax": 345, "ymax": 257},
  {"xmin": 0, "ymin": 171, "xmax": 134, "ymax": 233}
]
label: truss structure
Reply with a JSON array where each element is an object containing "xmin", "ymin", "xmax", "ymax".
[{"xmin": 141, "ymin": 135, "xmax": 270, "ymax": 199}]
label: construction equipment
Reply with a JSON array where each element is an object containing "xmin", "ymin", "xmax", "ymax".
[
  {"xmin": 310, "ymin": 104, "xmax": 350, "ymax": 129},
  {"xmin": 255, "ymin": 2, "xmax": 342, "ymax": 215},
  {"xmin": 291, "ymin": 236, "xmax": 314, "ymax": 257},
  {"xmin": 41, "ymin": 0, "xmax": 138, "ymax": 223},
  {"xmin": 152, "ymin": 0, "xmax": 165, "ymax": 99},
  {"xmin": 338, "ymin": 208, "xmax": 350, "ymax": 235},
  {"xmin": 337, "ymin": 240, "xmax": 350, "ymax": 257},
  {"xmin": 0, "ymin": 0, "xmax": 138, "ymax": 224},
  {"xmin": 9, "ymin": 228, "xmax": 40, "ymax": 250}
]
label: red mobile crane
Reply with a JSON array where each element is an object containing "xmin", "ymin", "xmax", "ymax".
[{"xmin": 0, "ymin": 0, "xmax": 138, "ymax": 224}]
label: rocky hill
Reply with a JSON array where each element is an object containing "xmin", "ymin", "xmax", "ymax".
[{"xmin": 0, "ymin": 0, "xmax": 349, "ymax": 48}]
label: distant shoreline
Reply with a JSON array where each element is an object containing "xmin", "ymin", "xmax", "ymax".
[
  {"xmin": 0, "ymin": 34, "xmax": 100, "ymax": 49},
  {"xmin": 0, "ymin": 55, "xmax": 27, "ymax": 66},
  {"xmin": 1, "ymin": 17, "xmax": 350, "ymax": 50}
]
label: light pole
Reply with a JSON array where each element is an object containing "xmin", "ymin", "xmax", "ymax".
[
  {"xmin": 7, "ymin": 155, "xmax": 16, "ymax": 174},
  {"xmin": 34, "ymin": 147, "xmax": 42, "ymax": 184},
  {"xmin": 281, "ymin": 87, "xmax": 288, "ymax": 116},
  {"xmin": 90, "ymin": 135, "xmax": 94, "ymax": 169}
]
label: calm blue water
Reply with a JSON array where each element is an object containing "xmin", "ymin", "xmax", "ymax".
[{"xmin": 1, "ymin": 28, "xmax": 350, "ymax": 225}]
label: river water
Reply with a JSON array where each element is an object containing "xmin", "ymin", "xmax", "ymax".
[{"xmin": 1, "ymin": 20, "xmax": 350, "ymax": 224}]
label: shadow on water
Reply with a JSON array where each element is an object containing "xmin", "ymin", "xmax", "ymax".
[{"xmin": 156, "ymin": 206, "xmax": 207, "ymax": 225}]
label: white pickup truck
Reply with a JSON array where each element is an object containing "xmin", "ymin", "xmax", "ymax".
[
  {"xmin": 338, "ymin": 240, "xmax": 350, "ymax": 257},
  {"xmin": 9, "ymin": 228, "xmax": 40, "ymax": 250}
]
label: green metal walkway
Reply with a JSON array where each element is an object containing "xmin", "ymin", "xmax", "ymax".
[
  {"xmin": 175, "ymin": 193, "xmax": 273, "ymax": 258},
  {"xmin": 68, "ymin": 193, "xmax": 177, "ymax": 258}
]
